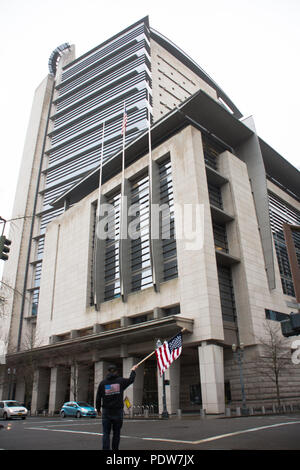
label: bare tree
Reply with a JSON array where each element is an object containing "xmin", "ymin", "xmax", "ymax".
[
  {"xmin": 258, "ymin": 321, "xmax": 290, "ymax": 407},
  {"xmin": 5, "ymin": 325, "xmax": 42, "ymax": 407},
  {"xmin": 0, "ymin": 280, "xmax": 10, "ymax": 372},
  {"xmin": 69, "ymin": 357, "xmax": 79, "ymax": 403},
  {"xmin": 0, "ymin": 280, "xmax": 10, "ymax": 319}
]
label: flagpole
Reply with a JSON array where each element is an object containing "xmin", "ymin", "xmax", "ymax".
[
  {"xmin": 134, "ymin": 350, "xmax": 156, "ymax": 368},
  {"xmin": 121, "ymin": 101, "xmax": 126, "ymax": 188},
  {"xmin": 120, "ymin": 102, "xmax": 127, "ymax": 300},
  {"xmin": 94, "ymin": 120, "xmax": 105, "ymax": 307},
  {"xmin": 97, "ymin": 120, "xmax": 105, "ymax": 211},
  {"xmin": 147, "ymin": 89, "xmax": 156, "ymax": 289},
  {"xmin": 121, "ymin": 101, "xmax": 126, "ymax": 235}
]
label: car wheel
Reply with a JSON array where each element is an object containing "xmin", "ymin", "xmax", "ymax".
[
  {"xmin": 3, "ymin": 412, "xmax": 8, "ymax": 420},
  {"xmin": 60, "ymin": 411, "xmax": 66, "ymax": 418},
  {"xmin": 22, "ymin": 417, "xmax": 26, "ymax": 420},
  {"xmin": 76, "ymin": 411, "xmax": 81, "ymax": 418}
]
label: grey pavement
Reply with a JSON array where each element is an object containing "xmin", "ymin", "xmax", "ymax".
[{"xmin": 1, "ymin": 412, "xmax": 300, "ymax": 451}]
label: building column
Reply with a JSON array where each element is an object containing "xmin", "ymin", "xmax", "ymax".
[
  {"xmin": 198, "ymin": 342, "xmax": 225, "ymax": 414},
  {"xmin": 0, "ymin": 367, "xmax": 8, "ymax": 400},
  {"xmin": 122, "ymin": 357, "xmax": 144, "ymax": 409},
  {"xmin": 14, "ymin": 378, "xmax": 26, "ymax": 404},
  {"xmin": 70, "ymin": 364, "xmax": 90, "ymax": 402},
  {"xmin": 31, "ymin": 367, "xmax": 51, "ymax": 414},
  {"xmin": 48, "ymin": 366, "xmax": 69, "ymax": 415},
  {"xmin": 157, "ymin": 358, "xmax": 180, "ymax": 415},
  {"xmin": 93, "ymin": 360, "xmax": 110, "ymax": 406}
]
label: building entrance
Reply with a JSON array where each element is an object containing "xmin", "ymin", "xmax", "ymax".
[{"xmin": 142, "ymin": 360, "xmax": 158, "ymax": 413}]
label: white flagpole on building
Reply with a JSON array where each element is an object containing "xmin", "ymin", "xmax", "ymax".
[
  {"xmin": 147, "ymin": 88, "xmax": 156, "ymax": 288},
  {"xmin": 97, "ymin": 120, "xmax": 106, "ymax": 213},
  {"xmin": 94, "ymin": 120, "xmax": 105, "ymax": 307},
  {"xmin": 120, "ymin": 102, "xmax": 127, "ymax": 299},
  {"xmin": 120, "ymin": 101, "xmax": 127, "ymax": 239},
  {"xmin": 121, "ymin": 101, "xmax": 127, "ymax": 183},
  {"xmin": 147, "ymin": 89, "xmax": 152, "ymax": 165}
]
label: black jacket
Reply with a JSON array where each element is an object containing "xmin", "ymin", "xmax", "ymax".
[{"xmin": 96, "ymin": 371, "xmax": 136, "ymax": 411}]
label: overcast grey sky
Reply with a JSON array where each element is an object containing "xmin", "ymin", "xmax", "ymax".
[{"xmin": 0, "ymin": 0, "xmax": 299, "ymax": 227}]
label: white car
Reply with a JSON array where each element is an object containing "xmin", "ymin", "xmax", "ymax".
[{"xmin": 0, "ymin": 400, "xmax": 28, "ymax": 420}]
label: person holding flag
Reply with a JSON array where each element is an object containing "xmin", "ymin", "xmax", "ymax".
[
  {"xmin": 96, "ymin": 330, "xmax": 184, "ymax": 449},
  {"xmin": 96, "ymin": 363, "xmax": 138, "ymax": 450}
]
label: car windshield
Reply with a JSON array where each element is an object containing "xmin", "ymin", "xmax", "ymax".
[
  {"xmin": 77, "ymin": 402, "xmax": 90, "ymax": 407},
  {"xmin": 6, "ymin": 401, "xmax": 21, "ymax": 407}
]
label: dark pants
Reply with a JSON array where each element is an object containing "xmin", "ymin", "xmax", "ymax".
[{"xmin": 102, "ymin": 408, "xmax": 123, "ymax": 450}]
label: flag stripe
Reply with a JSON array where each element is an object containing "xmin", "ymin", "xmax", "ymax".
[{"xmin": 157, "ymin": 343, "xmax": 167, "ymax": 375}]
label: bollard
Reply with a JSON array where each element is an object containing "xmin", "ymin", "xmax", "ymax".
[
  {"xmin": 236, "ymin": 407, "xmax": 241, "ymax": 416},
  {"xmin": 177, "ymin": 409, "xmax": 182, "ymax": 418},
  {"xmin": 200, "ymin": 408, "xmax": 206, "ymax": 418},
  {"xmin": 225, "ymin": 408, "xmax": 231, "ymax": 417},
  {"xmin": 261, "ymin": 406, "xmax": 266, "ymax": 414}
]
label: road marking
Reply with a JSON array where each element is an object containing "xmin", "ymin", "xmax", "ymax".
[
  {"xmin": 140, "ymin": 421, "xmax": 300, "ymax": 445},
  {"xmin": 27, "ymin": 427, "xmax": 102, "ymax": 436},
  {"xmin": 143, "ymin": 437, "xmax": 194, "ymax": 444},
  {"xmin": 26, "ymin": 420, "xmax": 300, "ymax": 446},
  {"xmin": 28, "ymin": 420, "xmax": 74, "ymax": 425},
  {"xmin": 191, "ymin": 420, "xmax": 300, "ymax": 445}
]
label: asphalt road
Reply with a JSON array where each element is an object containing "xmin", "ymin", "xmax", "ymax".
[{"xmin": 1, "ymin": 414, "xmax": 300, "ymax": 452}]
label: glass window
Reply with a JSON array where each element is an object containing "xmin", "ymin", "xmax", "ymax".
[
  {"xmin": 130, "ymin": 174, "xmax": 153, "ymax": 292},
  {"xmin": 217, "ymin": 266, "xmax": 236, "ymax": 322},
  {"xmin": 158, "ymin": 158, "xmax": 178, "ymax": 281},
  {"xmin": 104, "ymin": 192, "xmax": 121, "ymax": 301},
  {"xmin": 268, "ymin": 192, "xmax": 300, "ymax": 296}
]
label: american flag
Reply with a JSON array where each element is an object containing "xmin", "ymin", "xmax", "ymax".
[
  {"xmin": 155, "ymin": 332, "xmax": 182, "ymax": 376},
  {"xmin": 121, "ymin": 103, "xmax": 128, "ymax": 135}
]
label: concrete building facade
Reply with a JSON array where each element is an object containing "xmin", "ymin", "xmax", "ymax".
[{"xmin": 1, "ymin": 17, "xmax": 300, "ymax": 415}]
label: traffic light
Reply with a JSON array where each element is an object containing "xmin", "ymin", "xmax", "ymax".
[
  {"xmin": 281, "ymin": 313, "xmax": 300, "ymax": 337},
  {"xmin": 0, "ymin": 235, "xmax": 11, "ymax": 261}
]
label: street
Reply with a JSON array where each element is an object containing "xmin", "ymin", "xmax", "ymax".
[{"xmin": 1, "ymin": 413, "xmax": 300, "ymax": 452}]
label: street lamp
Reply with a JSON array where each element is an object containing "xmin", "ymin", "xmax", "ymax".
[
  {"xmin": 156, "ymin": 339, "xmax": 169, "ymax": 419},
  {"xmin": 7, "ymin": 367, "xmax": 16, "ymax": 400},
  {"xmin": 232, "ymin": 343, "xmax": 249, "ymax": 416}
]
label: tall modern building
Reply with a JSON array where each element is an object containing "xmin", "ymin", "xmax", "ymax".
[{"xmin": 1, "ymin": 17, "xmax": 299, "ymax": 415}]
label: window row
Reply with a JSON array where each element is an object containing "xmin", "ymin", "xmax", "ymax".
[
  {"xmin": 96, "ymin": 158, "xmax": 178, "ymax": 303},
  {"xmin": 61, "ymin": 23, "xmax": 147, "ymax": 82},
  {"xmin": 268, "ymin": 191, "xmax": 300, "ymax": 296}
]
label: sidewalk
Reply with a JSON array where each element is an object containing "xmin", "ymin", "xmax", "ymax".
[{"xmin": 124, "ymin": 404, "xmax": 300, "ymax": 421}]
